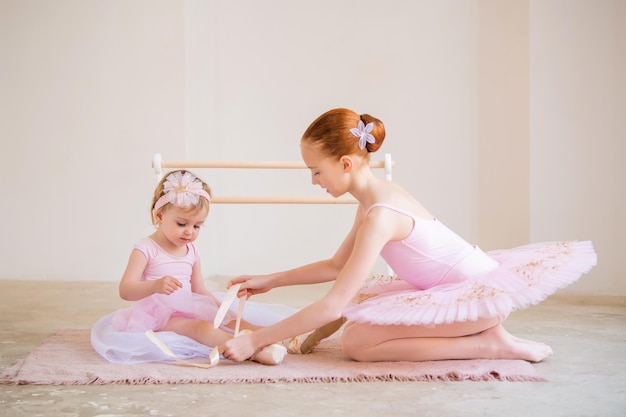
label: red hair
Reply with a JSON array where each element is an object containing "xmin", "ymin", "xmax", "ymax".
[{"xmin": 301, "ymin": 108, "xmax": 385, "ymax": 158}]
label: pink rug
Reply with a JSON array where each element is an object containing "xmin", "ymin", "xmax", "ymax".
[{"xmin": 1, "ymin": 329, "xmax": 545, "ymax": 384}]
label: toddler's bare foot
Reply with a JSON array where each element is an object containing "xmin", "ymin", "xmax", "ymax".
[{"xmin": 480, "ymin": 325, "xmax": 553, "ymax": 362}]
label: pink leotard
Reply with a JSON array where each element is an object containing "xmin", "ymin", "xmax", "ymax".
[{"xmin": 369, "ymin": 204, "xmax": 499, "ymax": 289}]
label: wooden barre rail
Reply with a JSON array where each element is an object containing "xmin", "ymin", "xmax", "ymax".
[
  {"xmin": 212, "ymin": 196, "xmax": 357, "ymax": 204},
  {"xmin": 151, "ymin": 153, "xmax": 395, "ymax": 275},
  {"xmin": 152, "ymin": 153, "xmax": 393, "ymax": 205}
]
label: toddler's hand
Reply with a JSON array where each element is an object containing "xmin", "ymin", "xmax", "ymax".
[{"xmin": 153, "ymin": 276, "xmax": 183, "ymax": 295}]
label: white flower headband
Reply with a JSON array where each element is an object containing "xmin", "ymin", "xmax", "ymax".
[
  {"xmin": 153, "ymin": 171, "xmax": 211, "ymax": 211},
  {"xmin": 350, "ymin": 120, "xmax": 375, "ymax": 150}
]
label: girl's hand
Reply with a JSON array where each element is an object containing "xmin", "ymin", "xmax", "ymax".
[
  {"xmin": 153, "ymin": 276, "xmax": 183, "ymax": 295},
  {"xmin": 228, "ymin": 275, "xmax": 275, "ymax": 298},
  {"xmin": 219, "ymin": 332, "xmax": 258, "ymax": 362}
]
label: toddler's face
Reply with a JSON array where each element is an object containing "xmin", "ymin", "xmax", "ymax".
[{"xmin": 158, "ymin": 205, "xmax": 209, "ymax": 247}]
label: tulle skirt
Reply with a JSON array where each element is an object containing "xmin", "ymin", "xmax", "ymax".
[
  {"xmin": 343, "ymin": 240, "xmax": 597, "ymax": 326},
  {"xmin": 110, "ymin": 291, "xmax": 231, "ymax": 333},
  {"xmin": 91, "ymin": 292, "xmax": 298, "ymax": 364}
]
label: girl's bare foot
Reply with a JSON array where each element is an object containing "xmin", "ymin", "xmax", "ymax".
[
  {"xmin": 499, "ymin": 325, "xmax": 552, "ymax": 349},
  {"xmin": 480, "ymin": 325, "xmax": 553, "ymax": 362}
]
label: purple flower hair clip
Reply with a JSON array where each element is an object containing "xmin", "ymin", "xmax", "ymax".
[{"xmin": 350, "ymin": 120, "xmax": 375, "ymax": 150}]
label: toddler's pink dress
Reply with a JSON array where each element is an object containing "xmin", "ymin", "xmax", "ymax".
[
  {"xmin": 91, "ymin": 237, "xmax": 296, "ymax": 364},
  {"xmin": 343, "ymin": 204, "xmax": 598, "ymax": 326}
]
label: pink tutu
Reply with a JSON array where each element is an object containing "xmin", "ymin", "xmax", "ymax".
[
  {"xmin": 111, "ymin": 290, "xmax": 234, "ymax": 332},
  {"xmin": 344, "ymin": 240, "xmax": 597, "ymax": 326},
  {"xmin": 91, "ymin": 292, "xmax": 298, "ymax": 364}
]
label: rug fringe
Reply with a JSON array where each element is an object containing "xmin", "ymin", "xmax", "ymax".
[{"xmin": 6, "ymin": 372, "xmax": 545, "ymax": 385}]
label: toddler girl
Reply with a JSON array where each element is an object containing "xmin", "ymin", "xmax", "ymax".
[{"xmin": 91, "ymin": 170, "xmax": 291, "ymax": 365}]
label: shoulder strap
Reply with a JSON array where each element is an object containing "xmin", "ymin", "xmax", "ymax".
[{"xmin": 365, "ymin": 203, "xmax": 416, "ymax": 220}]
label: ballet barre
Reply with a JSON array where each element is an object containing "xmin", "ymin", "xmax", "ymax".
[{"xmin": 152, "ymin": 153, "xmax": 394, "ymax": 205}]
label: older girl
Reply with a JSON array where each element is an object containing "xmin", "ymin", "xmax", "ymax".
[{"xmin": 221, "ymin": 108, "xmax": 597, "ymax": 363}]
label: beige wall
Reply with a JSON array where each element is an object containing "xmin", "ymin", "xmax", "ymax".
[
  {"xmin": 476, "ymin": 0, "xmax": 530, "ymax": 249},
  {"xmin": 0, "ymin": 0, "xmax": 185, "ymax": 280},
  {"xmin": 0, "ymin": 0, "xmax": 623, "ymax": 294},
  {"xmin": 529, "ymin": 0, "xmax": 626, "ymax": 293}
]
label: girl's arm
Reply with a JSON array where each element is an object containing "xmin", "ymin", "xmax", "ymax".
[
  {"xmin": 118, "ymin": 249, "xmax": 182, "ymax": 301},
  {"xmin": 222, "ymin": 209, "xmax": 396, "ymax": 360},
  {"xmin": 230, "ymin": 208, "xmax": 365, "ymax": 296}
]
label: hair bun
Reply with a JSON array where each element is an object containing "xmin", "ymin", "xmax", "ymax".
[{"xmin": 360, "ymin": 114, "xmax": 386, "ymax": 153}]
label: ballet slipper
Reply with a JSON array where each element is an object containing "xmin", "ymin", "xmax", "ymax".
[
  {"xmin": 285, "ymin": 317, "xmax": 347, "ymax": 354},
  {"xmin": 250, "ymin": 343, "xmax": 287, "ymax": 366},
  {"xmin": 238, "ymin": 329, "xmax": 287, "ymax": 366}
]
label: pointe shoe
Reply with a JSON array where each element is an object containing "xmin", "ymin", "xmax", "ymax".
[
  {"xmin": 251, "ymin": 343, "xmax": 287, "ymax": 366},
  {"xmin": 238, "ymin": 329, "xmax": 287, "ymax": 366},
  {"xmin": 285, "ymin": 317, "xmax": 347, "ymax": 354}
]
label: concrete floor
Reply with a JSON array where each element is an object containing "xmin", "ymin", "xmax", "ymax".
[{"xmin": 0, "ymin": 280, "xmax": 624, "ymax": 417}]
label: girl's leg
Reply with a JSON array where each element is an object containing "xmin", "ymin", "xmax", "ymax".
[
  {"xmin": 232, "ymin": 319, "xmax": 262, "ymax": 332},
  {"xmin": 161, "ymin": 317, "xmax": 233, "ymax": 346},
  {"xmin": 341, "ymin": 318, "xmax": 553, "ymax": 363}
]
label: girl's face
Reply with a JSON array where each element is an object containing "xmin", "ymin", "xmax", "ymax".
[
  {"xmin": 154, "ymin": 205, "xmax": 209, "ymax": 249},
  {"xmin": 300, "ymin": 142, "xmax": 350, "ymax": 198}
]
